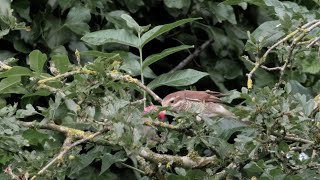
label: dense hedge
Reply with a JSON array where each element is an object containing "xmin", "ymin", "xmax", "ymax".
[{"xmin": 1, "ymin": 0, "xmax": 320, "ymax": 179}]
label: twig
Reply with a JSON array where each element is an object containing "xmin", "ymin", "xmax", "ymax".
[
  {"xmin": 277, "ymin": 32, "xmax": 307, "ymax": 85},
  {"xmin": 108, "ymin": 72, "xmax": 162, "ymax": 103},
  {"xmin": 241, "ymin": 55, "xmax": 282, "ymax": 71},
  {"xmin": 119, "ymin": 162, "xmax": 146, "ymax": 175},
  {"xmin": 169, "ymin": 38, "xmax": 214, "ymax": 73},
  {"xmin": 214, "ymin": 163, "xmax": 237, "ymax": 180},
  {"xmin": 306, "ymin": 37, "xmax": 320, "ymax": 48}
]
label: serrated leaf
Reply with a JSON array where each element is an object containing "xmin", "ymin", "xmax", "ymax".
[
  {"xmin": 65, "ymin": 6, "xmax": 91, "ymax": 35},
  {"xmin": 51, "ymin": 55, "xmax": 71, "ymax": 73},
  {"xmin": 142, "ymin": 45, "xmax": 193, "ymax": 70},
  {"xmin": 29, "ymin": 50, "xmax": 47, "ymax": 74},
  {"xmin": 0, "ymin": 76, "xmax": 21, "ymax": 94},
  {"xmin": 81, "ymin": 29, "xmax": 139, "ymax": 48},
  {"xmin": 140, "ymin": 18, "xmax": 201, "ymax": 48},
  {"xmin": 147, "ymin": 69, "xmax": 208, "ymax": 89},
  {"xmin": 0, "ymin": 66, "xmax": 32, "ymax": 78}
]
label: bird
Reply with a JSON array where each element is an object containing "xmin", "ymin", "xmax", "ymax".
[{"xmin": 161, "ymin": 90, "xmax": 235, "ymax": 120}]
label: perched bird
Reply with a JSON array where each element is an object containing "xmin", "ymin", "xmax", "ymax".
[{"xmin": 161, "ymin": 90, "xmax": 235, "ymax": 119}]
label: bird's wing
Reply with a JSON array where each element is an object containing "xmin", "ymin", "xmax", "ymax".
[
  {"xmin": 183, "ymin": 91, "xmax": 223, "ymax": 103},
  {"xmin": 205, "ymin": 90, "xmax": 228, "ymax": 97}
]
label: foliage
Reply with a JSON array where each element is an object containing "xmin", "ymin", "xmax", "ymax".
[{"xmin": 0, "ymin": 0, "xmax": 320, "ymax": 179}]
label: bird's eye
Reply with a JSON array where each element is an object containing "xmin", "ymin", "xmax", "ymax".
[{"xmin": 169, "ymin": 98, "xmax": 175, "ymax": 104}]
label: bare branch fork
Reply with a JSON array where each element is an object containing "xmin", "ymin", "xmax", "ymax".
[{"xmin": 246, "ymin": 20, "xmax": 320, "ymax": 89}]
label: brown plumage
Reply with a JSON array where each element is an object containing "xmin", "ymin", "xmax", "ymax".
[{"xmin": 161, "ymin": 90, "xmax": 235, "ymax": 118}]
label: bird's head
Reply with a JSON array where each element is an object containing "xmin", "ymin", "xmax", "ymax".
[{"xmin": 161, "ymin": 91, "xmax": 185, "ymax": 109}]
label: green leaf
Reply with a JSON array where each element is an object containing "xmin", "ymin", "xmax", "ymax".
[
  {"xmin": 243, "ymin": 161, "xmax": 264, "ymax": 177},
  {"xmin": 301, "ymin": 52, "xmax": 320, "ymax": 74},
  {"xmin": 119, "ymin": 51, "xmax": 156, "ymax": 78},
  {"xmin": 51, "ymin": 55, "xmax": 71, "ymax": 73},
  {"xmin": 100, "ymin": 152, "xmax": 127, "ymax": 175},
  {"xmin": 22, "ymin": 129, "xmax": 49, "ymax": 145},
  {"xmin": 121, "ymin": 14, "xmax": 143, "ymax": 34},
  {"xmin": 147, "ymin": 69, "xmax": 208, "ymax": 89},
  {"xmin": 16, "ymin": 104, "xmax": 39, "ymax": 118},
  {"xmin": 80, "ymin": 50, "xmax": 120, "ymax": 59},
  {"xmin": 106, "ymin": 10, "xmax": 130, "ymax": 29},
  {"xmin": 22, "ymin": 89, "xmax": 51, "ymax": 98},
  {"xmin": 142, "ymin": 45, "xmax": 193, "ymax": 70},
  {"xmin": 164, "ymin": 0, "xmax": 189, "ymax": 9},
  {"xmin": 0, "ymin": 50, "xmax": 16, "ymax": 60},
  {"xmin": 0, "ymin": 66, "xmax": 32, "ymax": 78},
  {"xmin": 0, "ymin": 29, "xmax": 9, "ymax": 38},
  {"xmin": 215, "ymin": 118, "xmax": 249, "ymax": 140},
  {"xmin": 65, "ymin": 6, "xmax": 91, "ymax": 35},
  {"xmin": 246, "ymin": 20, "xmax": 285, "ymax": 49},
  {"xmin": 0, "ymin": 76, "xmax": 21, "ymax": 94},
  {"xmin": 140, "ymin": 17, "xmax": 201, "ymax": 48},
  {"xmin": 222, "ymin": 0, "xmax": 266, "ymax": 6},
  {"xmin": 29, "ymin": 50, "xmax": 47, "ymax": 74},
  {"xmin": 44, "ymin": 17, "xmax": 73, "ymax": 49},
  {"xmin": 65, "ymin": 99, "xmax": 78, "ymax": 113},
  {"xmin": 289, "ymin": 80, "xmax": 313, "ymax": 99},
  {"xmin": 210, "ymin": 2, "xmax": 237, "ymax": 24},
  {"xmin": 81, "ymin": 29, "xmax": 139, "ymax": 48}
]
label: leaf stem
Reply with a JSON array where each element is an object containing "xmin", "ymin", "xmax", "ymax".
[{"xmin": 138, "ymin": 33, "xmax": 146, "ymax": 108}]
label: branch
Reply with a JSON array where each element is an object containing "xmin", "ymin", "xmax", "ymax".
[
  {"xmin": 31, "ymin": 126, "xmax": 110, "ymax": 180},
  {"xmin": 272, "ymin": 132, "xmax": 314, "ymax": 144},
  {"xmin": 107, "ymin": 72, "xmax": 162, "ymax": 103},
  {"xmin": 283, "ymin": 135, "xmax": 314, "ymax": 144},
  {"xmin": 144, "ymin": 119, "xmax": 180, "ymax": 130},
  {"xmin": 38, "ymin": 68, "xmax": 97, "ymax": 84},
  {"xmin": 169, "ymin": 38, "xmax": 214, "ymax": 73},
  {"xmin": 139, "ymin": 148, "xmax": 219, "ymax": 168}
]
